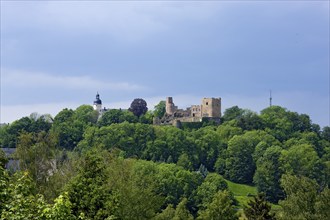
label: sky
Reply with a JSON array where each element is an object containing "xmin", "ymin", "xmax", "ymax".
[{"xmin": 1, "ymin": 1, "xmax": 329, "ymax": 127}]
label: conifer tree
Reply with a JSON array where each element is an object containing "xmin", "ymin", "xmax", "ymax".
[{"xmin": 244, "ymin": 193, "xmax": 275, "ymax": 220}]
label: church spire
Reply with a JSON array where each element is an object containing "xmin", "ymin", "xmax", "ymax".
[
  {"xmin": 93, "ymin": 92, "xmax": 102, "ymax": 111},
  {"xmin": 94, "ymin": 92, "xmax": 102, "ymax": 105}
]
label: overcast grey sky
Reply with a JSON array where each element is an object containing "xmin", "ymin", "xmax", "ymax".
[{"xmin": 1, "ymin": 1, "xmax": 329, "ymax": 127}]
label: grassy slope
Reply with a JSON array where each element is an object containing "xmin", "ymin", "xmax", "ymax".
[
  {"xmin": 225, "ymin": 178, "xmax": 281, "ymax": 220},
  {"xmin": 225, "ymin": 179, "xmax": 257, "ymax": 207}
]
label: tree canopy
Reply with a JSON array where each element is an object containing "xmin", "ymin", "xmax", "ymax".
[
  {"xmin": 129, "ymin": 98, "xmax": 148, "ymax": 117},
  {"xmin": 0, "ymin": 103, "xmax": 329, "ymax": 219}
]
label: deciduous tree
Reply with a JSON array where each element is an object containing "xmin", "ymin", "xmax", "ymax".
[
  {"xmin": 173, "ymin": 198, "xmax": 193, "ymax": 220},
  {"xmin": 154, "ymin": 100, "xmax": 166, "ymax": 118},
  {"xmin": 197, "ymin": 190, "xmax": 237, "ymax": 220},
  {"xmin": 222, "ymin": 106, "xmax": 244, "ymax": 122},
  {"xmin": 254, "ymin": 146, "xmax": 284, "ymax": 203},
  {"xmin": 278, "ymin": 174, "xmax": 318, "ymax": 220},
  {"xmin": 225, "ymin": 132, "xmax": 260, "ymax": 183},
  {"xmin": 129, "ymin": 98, "xmax": 148, "ymax": 117},
  {"xmin": 196, "ymin": 173, "xmax": 228, "ymax": 209}
]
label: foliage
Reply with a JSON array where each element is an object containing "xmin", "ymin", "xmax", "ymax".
[
  {"xmin": 314, "ymin": 187, "xmax": 330, "ymax": 219},
  {"xmin": 144, "ymin": 125, "xmax": 190, "ymax": 163},
  {"xmin": 280, "ymin": 144, "xmax": 322, "ymax": 182},
  {"xmin": 79, "ymin": 122, "xmax": 155, "ymax": 158},
  {"xmin": 97, "ymin": 109, "xmax": 138, "ymax": 126},
  {"xmin": 42, "ymin": 150, "xmax": 79, "ymax": 202},
  {"xmin": 189, "ymin": 126, "xmax": 226, "ymax": 171},
  {"xmin": 74, "ymin": 105, "xmax": 98, "ymax": 125},
  {"xmin": 217, "ymin": 124, "xmax": 243, "ymax": 142},
  {"xmin": 260, "ymin": 106, "xmax": 313, "ymax": 141},
  {"xmin": 278, "ymin": 174, "xmax": 319, "ymax": 220},
  {"xmin": 1, "ymin": 170, "xmax": 78, "ymax": 220},
  {"xmin": 129, "ymin": 98, "xmax": 148, "ymax": 117},
  {"xmin": 173, "ymin": 198, "xmax": 194, "ymax": 220},
  {"xmin": 50, "ymin": 105, "xmax": 99, "ymax": 150},
  {"xmin": 0, "ymin": 149, "xmax": 8, "ymax": 168},
  {"xmin": 321, "ymin": 126, "xmax": 330, "ymax": 141},
  {"xmin": 177, "ymin": 153, "xmax": 193, "ymax": 171},
  {"xmin": 65, "ymin": 150, "xmax": 115, "ymax": 219},
  {"xmin": 154, "ymin": 204, "xmax": 176, "ymax": 220},
  {"xmin": 0, "ymin": 103, "xmax": 329, "ymax": 219},
  {"xmin": 14, "ymin": 131, "xmax": 57, "ymax": 193},
  {"xmin": 0, "ymin": 114, "xmax": 52, "ymax": 148},
  {"xmin": 254, "ymin": 146, "xmax": 284, "ymax": 203},
  {"xmin": 154, "ymin": 100, "xmax": 166, "ymax": 118},
  {"xmin": 151, "ymin": 162, "xmax": 203, "ymax": 208},
  {"xmin": 0, "ymin": 171, "xmax": 47, "ymax": 220},
  {"xmin": 236, "ymin": 110, "xmax": 265, "ymax": 131},
  {"xmin": 197, "ymin": 190, "xmax": 238, "ymax": 220},
  {"xmin": 139, "ymin": 110, "xmax": 154, "ymax": 124},
  {"xmin": 181, "ymin": 122, "xmax": 203, "ymax": 130},
  {"xmin": 0, "ymin": 165, "xmax": 9, "ymax": 213},
  {"xmin": 42, "ymin": 192, "xmax": 76, "ymax": 220},
  {"xmin": 108, "ymin": 158, "xmax": 164, "ymax": 220},
  {"xmin": 222, "ymin": 106, "xmax": 245, "ymax": 122},
  {"xmin": 244, "ymin": 193, "xmax": 275, "ymax": 220},
  {"xmin": 225, "ymin": 132, "xmax": 258, "ymax": 183},
  {"xmin": 196, "ymin": 173, "xmax": 228, "ymax": 209}
]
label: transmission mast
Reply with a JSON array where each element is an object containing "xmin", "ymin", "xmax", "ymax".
[{"xmin": 269, "ymin": 90, "xmax": 273, "ymax": 107}]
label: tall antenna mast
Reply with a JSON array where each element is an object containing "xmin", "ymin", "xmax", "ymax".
[{"xmin": 269, "ymin": 90, "xmax": 272, "ymax": 107}]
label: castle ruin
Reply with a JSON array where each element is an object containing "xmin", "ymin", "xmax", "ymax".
[
  {"xmin": 156, "ymin": 97, "xmax": 221, "ymax": 125},
  {"xmin": 92, "ymin": 93, "xmax": 221, "ymax": 126}
]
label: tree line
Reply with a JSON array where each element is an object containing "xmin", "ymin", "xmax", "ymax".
[{"xmin": 0, "ymin": 102, "xmax": 330, "ymax": 219}]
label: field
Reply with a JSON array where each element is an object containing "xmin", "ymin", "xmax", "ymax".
[
  {"xmin": 225, "ymin": 178, "xmax": 281, "ymax": 219},
  {"xmin": 225, "ymin": 179, "xmax": 257, "ymax": 207}
]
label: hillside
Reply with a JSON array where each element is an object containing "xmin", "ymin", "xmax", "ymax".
[{"xmin": 0, "ymin": 104, "xmax": 329, "ymax": 219}]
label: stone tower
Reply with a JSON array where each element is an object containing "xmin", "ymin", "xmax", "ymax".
[
  {"xmin": 93, "ymin": 92, "xmax": 102, "ymax": 113},
  {"xmin": 166, "ymin": 97, "xmax": 177, "ymax": 115},
  {"xmin": 201, "ymin": 98, "xmax": 221, "ymax": 118}
]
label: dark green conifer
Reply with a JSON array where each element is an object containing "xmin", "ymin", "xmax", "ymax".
[{"xmin": 244, "ymin": 193, "xmax": 275, "ymax": 220}]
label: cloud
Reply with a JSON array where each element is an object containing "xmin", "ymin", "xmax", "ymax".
[
  {"xmin": 2, "ymin": 69, "xmax": 145, "ymax": 91},
  {"xmin": 2, "ymin": 1, "xmax": 222, "ymax": 43}
]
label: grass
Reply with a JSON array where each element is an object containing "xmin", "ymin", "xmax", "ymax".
[
  {"xmin": 225, "ymin": 179, "xmax": 257, "ymax": 196},
  {"xmin": 224, "ymin": 178, "xmax": 281, "ymax": 216},
  {"xmin": 225, "ymin": 179, "xmax": 257, "ymax": 208}
]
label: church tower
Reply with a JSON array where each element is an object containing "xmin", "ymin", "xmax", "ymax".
[{"xmin": 93, "ymin": 92, "xmax": 102, "ymax": 112}]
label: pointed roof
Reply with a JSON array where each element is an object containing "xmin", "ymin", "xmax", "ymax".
[{"xmin": 93, "ymin": 92, "xmax": 102, "ymax": 105}]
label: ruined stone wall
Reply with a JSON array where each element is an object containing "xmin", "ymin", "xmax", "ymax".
[
  {"xmin": 191, "ymin": 105, "xmax": 202, "ymax": 118},
  {"xmin": 179, "ymin": 117, "xmax": 202, "ymax": 123}
]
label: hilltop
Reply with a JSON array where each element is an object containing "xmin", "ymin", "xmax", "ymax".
[{"xmin": 0, "ymin": 102, "xmax": 329, "ymax": 219}]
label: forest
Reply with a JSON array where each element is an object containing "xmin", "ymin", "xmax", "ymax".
[{"xmin": 0, "ymin": 101, "xmax": 329, "ymax": 220}]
